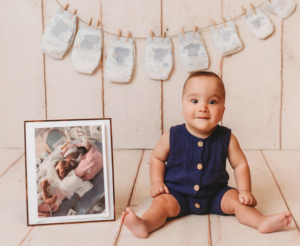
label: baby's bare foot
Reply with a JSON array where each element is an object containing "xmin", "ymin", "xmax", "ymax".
[
  {"xmin": 257, "ymin": 211, "xmax": 292, "ymax": 233},
  {"xmin": 120, "ymin": 207, "xmax": 149, "ymax": 239},
  {"xmin": 45, "ymin": 195, "xmax": 57, "ymax": 204}
]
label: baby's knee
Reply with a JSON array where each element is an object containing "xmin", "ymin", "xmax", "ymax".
[
  {"xmin": 221, "ymin": 189, "xmax": 240, "ymax": 214},
  {"xmin": 153, "ymin": 194, "xmax": 168, "ymax": 206},
  {"xmin": 152, "ymin": 194, "xmax": 179, "ymax": 217}
]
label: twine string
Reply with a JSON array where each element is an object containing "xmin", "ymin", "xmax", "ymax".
[{"xmin": 54, "ymin": 0, "xmax": 264, "ymax": 39}]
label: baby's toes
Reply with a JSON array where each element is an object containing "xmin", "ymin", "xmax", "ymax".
[
  {"xmin": 120, "ymin": 212, "xmax": 126, "ymax": 223},
  {"xmin": 288, "ymin": 215, "xmax": 292, "ymax": 226}
]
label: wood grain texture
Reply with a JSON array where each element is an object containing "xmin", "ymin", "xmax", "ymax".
[
  {"xmin": 221, "ymin": 0, "xmax": 282, "ymax": 149},
  {"xmin": 101, "ymin": 0, "xmax": 162, "ymax": 149},
  {"xmin": 22, "ymin": 150, "xmax": 143, "ymax": 246},
  {"xmin": 0, "ymin": 157, "xmax": 32, "ymax": 245},
  {"xmin": 163, "ymin": 0, "xmax": 223, "ymax": 132},
  {"xmin": 1, "ymin": 0, "xmax": 300, "ymax": 149},
  {"xmin": 0, "ymin": 149, "xmax": 23, "ymax": 177},
  {"xmin": 262, "ymin": 150, "xmax": 300, "ymax": 240},
  {"xmin": 117, "ymin": 150, "xmax": 211, "ymax": 245},
  {"xmin": 0, "ymin": 0, "xmax": 45, "ymax": 148},
  {"xmin": 210, "ymin": 151, "xmax": 299, "ymax": 245},
  {"xmin": 43, "ymin": 0, "xmax": 103, "ymax": 120},
  {"xmin": 281, "ymin": 0, "xmax": 300, "ymax": 149}
]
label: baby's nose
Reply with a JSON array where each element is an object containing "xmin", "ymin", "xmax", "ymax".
[{"xmin": 198, "ymin": 104, "xmax": 208, "ymax": 112}]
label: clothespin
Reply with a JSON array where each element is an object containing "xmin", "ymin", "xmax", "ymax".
[
  {"xmin": 95, "ymin": 20, "xmax": 99, "ymax": 31},
  {"xmin": 71, "ymin": 9, "xmax": 77, "ymax": 19},
  {"xmin": 117, "ymin": 29, "xmax": 121, "ymax": 40},
  {"xmin": 250, "ymin": 3, "xmax": 256, "ymax": 14},
  {"xmin": 241, "ymin": 6, "xmax": 247, "ymax": 18},
  {"xmin": 221, "ymin": 16, "xmax": 227, "ymax": 27},
  {"xmin": 61, "ymin": 3, "xmax": 68, "ymax": 13},
  {"xmin": 150, "ymin": 30, "xmax": 154, "ymax": 41},
  {"xmin": 193, "ymin": 26, "xmax": 197, "ymax": 36},
  {"xmin": 127, "ymin": 31, "xmax": 130, "ymax": 42},
  {"xmin": 210, "ymin": 19, "xmax": 217, "ymax": 29},
  {"xmin": 162, "ymin": 31, "xmax": 165, "ymax": 42},
  {"xmin": 87, "ymin": 17, "xmax": 92, "ymax": 27},
  {"xmin": 180, "ymin": 27, "xmax": 185, "ymax": 38}
]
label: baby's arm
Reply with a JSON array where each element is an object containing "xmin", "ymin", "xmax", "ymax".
[
  {"xmin": 56, "ymin": 160, "xmax": 66, "ymax": 178},
  {"xmin": 228, "ymin": 133, "xmax": 257, "ymax": 206},
  {"xmin": 149, "ymin": 131, "xmax": 170, "ymax": 198}
]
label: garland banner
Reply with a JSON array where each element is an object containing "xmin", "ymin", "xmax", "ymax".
[{"xmin": 42, "ymin": 0, "xmax": 297, "ymax": 80}]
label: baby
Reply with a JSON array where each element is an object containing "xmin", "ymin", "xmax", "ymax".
[
  {"xmin": 121, "ymin": 71, "xmax": 292, "ymax": 238},
  {"xmin": 40, "ymin": 150, "xmax": 79, "ymax": 205},
  {"xmin": 40, "ymin": 142, "xmax": 89, "ymax": 205}
]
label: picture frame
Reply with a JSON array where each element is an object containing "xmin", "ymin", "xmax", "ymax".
[{"xmin": 24, "ymin": 118, "xmax": 115, "ymax": 225}]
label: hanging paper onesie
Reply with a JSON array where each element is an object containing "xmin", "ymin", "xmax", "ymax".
[
  {"xmin": 210, "ymin": 21, "xmax": 243, "ymax": 57},
  {"xmin": 42, "ymin": 8, "xmax": 77, "ymax": 59},
  {"xmin": 262, "ymin": 0, "xmax": 296, "ymax": 19},
  {"xmin": 145, "ymin": 37, "xmax": 173, "ymax": 80},
  {"xmin": 106, "ymin": 37, "xmax": 135, "ymax": 83},
  {"xmin": 242, "ymin": 7, "xmax": 274, "ymax": 39},
  {"xmin": 178, "ymin": 31, "xmax": 209, "ymax": 72},
  {"xmin": 72, "ymin": 22, "xmax": 102, "ymax": 74}
]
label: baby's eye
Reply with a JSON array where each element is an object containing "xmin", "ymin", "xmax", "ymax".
[
  {"xmin": 192, "ymin": 99, "xmax": 198, "ymax": 103},
  {"xmin": 209, "ymin": 100, "xmax": 216, "ymax": 104}
]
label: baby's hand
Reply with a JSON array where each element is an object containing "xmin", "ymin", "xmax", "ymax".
[
  {"xmin": 238, "ymin": 190, "xmax": 257, "ymax": 206},
  {"xmin": 150, "ymin": 182, "xmax": 169, "ymax": 198}
]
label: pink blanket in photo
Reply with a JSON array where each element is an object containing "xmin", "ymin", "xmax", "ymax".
[{"xmin": 61, "ymin": 142, "xmax": 103, "ymax": 181}]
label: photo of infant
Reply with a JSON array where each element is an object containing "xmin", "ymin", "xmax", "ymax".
[{"xmin": 34, "ymin": 125, "xmax": 105, "ymax": 218}]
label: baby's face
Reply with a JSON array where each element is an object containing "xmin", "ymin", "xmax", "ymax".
[
  {"xmin": 65, "ymin": 153, "xmax": 78, "ymax": 162},
  {"xmin": 182, "ymin": 76, "xmax": 225, "ymax": 133}
]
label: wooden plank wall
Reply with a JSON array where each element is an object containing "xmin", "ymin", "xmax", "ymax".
[{"xmin": 0, "ymin": 0, "xmax": 299, "ymax": 149}]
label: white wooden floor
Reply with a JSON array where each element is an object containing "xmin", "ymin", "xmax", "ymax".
[{"xmin": 1, "ymin": 149, "xmax": 300, "ymax": 246}]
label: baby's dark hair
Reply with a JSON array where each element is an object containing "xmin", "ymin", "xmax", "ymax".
[{"xmin": 182, "ymin": 71, "xmax": 225, "ymax": 101}]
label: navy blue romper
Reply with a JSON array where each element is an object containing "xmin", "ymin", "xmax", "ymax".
[{"xmin": 164, "ymin": 123, "xmax": 237, "ymax": 217}]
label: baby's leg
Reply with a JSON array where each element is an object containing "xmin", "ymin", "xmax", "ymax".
[
  {"xmin": 120, "ymin": 194, "xmax": 180, "ymax": 238},
  {"xmin": 221, "ymin": 189, "xmax": 292, "ymax": 233},
  {"xmin": 41, "ymin": 179, "xmax": 57, "ymax": 204}
]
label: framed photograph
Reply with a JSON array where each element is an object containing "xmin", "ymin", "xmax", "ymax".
[{"xmin": 24, "ymin": 118, "xmax": 115, "ymax": 225}]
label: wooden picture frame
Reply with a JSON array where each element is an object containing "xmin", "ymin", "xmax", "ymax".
[{"xmin": 24, "ymin": 118, "xmax": 115, "ymax": 225}]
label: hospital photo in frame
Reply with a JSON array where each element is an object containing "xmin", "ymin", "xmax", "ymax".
[{"xmin": 24, "ymin": 118, "xmax": 115, "ymax": 225}]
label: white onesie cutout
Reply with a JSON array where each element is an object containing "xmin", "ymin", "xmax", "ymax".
[
  {"xmin": 61, "ymin": 170, "xmax": 93, "ymax": 197},
  {"xmin": 42, "ymin": 8, "xmax": 77, "ymax": 59},
  {"xmin": 210, "ymin": 21, "xmax": 243, "ymax": 57},
  {"xmin": 72, "ymin": 22, "xmax": 102, "ymax": 74},
  {"xmin": 145, "ymin": 37, "xmax": 173, "ymax": 80},
  {"xmin": 242, "ymin": 7, "xmax": 274, "ymax": 39},
  {"xmin": 178, "ymin": 31, "xmax": 209, "ymax": 72},
  {"xmin": 105, "ymin": 37, "xmax": 135, "ymax": 83},
  {"xmin": 262, "ymin": 0, "xmax": 296, "ymax": 19}
]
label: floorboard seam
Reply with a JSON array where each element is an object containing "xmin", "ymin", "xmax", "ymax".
[
  {"xmin": 114, "ymin": 149, "xmax": 145, "ymax": 246},
  {"xmin": 160, "ymin": 0, "xmax": 164, "ymax": 134},
  {"xmin": 41, "ymin": 0, "xmax": 47, "ymax": 120},
  {"xmin": 279, "ymin": 19, "xmax": 284, "ymax": 150},
  {"xmin": 18, "ymin": 227, "xmax": 34, "ymax": 246},
  {"xmin": 100, "ymin": 1, "xmax": 105, "ymax": 118},
  {"xmin": 261, "ymin": 150, "xmax": 300, "ymax": 232},
  {"xmin": 208, "ymin": 215, "xmax": 212, "ymax": 246},
  {"xmin": 0, "ymin": 153, "xmax": 24, "ymax": 179}
]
